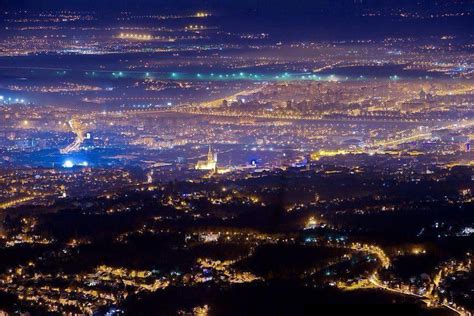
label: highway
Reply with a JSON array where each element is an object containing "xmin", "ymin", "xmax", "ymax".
[
  {"xmin": 198, "ymin": 86, "xmax": 266, "ymax": 108},
  {"xmin": 108, "ymin": 107, "xmax": 443, "ymax": 126},
  {"xmin": 371, "ymin": 120, "xmax": 474, "ymax": 149},
  {"xmin": 175, "ymin": 108, "xmax": 443, "ymax": 124}
]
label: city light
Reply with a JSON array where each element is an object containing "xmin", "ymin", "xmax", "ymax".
[
  {"xmin": 0, "ymin": 2, "xmax": 472, "ymax": 316},
  {"xmin": 62, "ymin": 160, "xmax": 74, "ymax": 168}
]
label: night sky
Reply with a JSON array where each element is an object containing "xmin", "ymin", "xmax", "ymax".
[
  {"xmin": 1, "ymin": 0, "xmax": 472, "ymax": 39},
  {"xmin": 1, "ymin": 0, "xmax": 472, "ymax": 13}
]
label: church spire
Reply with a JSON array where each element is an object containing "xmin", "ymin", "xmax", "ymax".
[{"xmin": 208, "ymin": 144, "xmax": 213, "ymax": 161}]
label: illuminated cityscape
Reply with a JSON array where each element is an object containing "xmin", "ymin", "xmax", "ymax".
[{"xmin": 0, "ymin": 0, "xmax": 473, "ymax": 315}]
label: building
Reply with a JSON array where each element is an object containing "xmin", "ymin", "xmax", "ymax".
[{"xmin": 195, "ymin": 145, "xmax": 217, "ymax": 171}]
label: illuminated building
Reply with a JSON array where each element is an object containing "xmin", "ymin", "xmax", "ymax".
[
  {"xmin": 195, "ymin": 145, "xmax": 217, "ymax": 171},
  {"xmin": 310, "ymin": 149, "xmax": 349, "ymax": 161}
]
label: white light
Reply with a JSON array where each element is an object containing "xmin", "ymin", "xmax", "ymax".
[{"xmin": 63, "ymin": 160, "xmax": 74, "ymax": 168}]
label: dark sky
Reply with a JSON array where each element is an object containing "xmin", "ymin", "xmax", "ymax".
[
  {"xmin": 1, "ymin": 0, "xmax": 471, "ymax": 39},
  {"xmin": 1, "ymin": 0, "xmax": 472, "ymax": 13}
]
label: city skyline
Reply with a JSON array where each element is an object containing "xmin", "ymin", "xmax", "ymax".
[{"xmin": 0, "ymin": 1, "xmax": 473, "ymax": 315}]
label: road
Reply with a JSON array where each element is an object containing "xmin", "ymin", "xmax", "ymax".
[
  {"xmin": 0, "ymin": 196, "xmax": 35, "ymax": 210},
  {"xmin": 371, "ymin": 120, "xmax": 474, "ymax": 148},
  {"xmin": 368, "ymin": 275, "xmax": 469, "ymax": 316},
  {"xmin": 60, "ymin": 118, "xmax": 87, "ymax": 154}
]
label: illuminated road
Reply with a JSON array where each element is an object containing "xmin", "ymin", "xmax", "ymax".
[
  {"xmin": 334, "ymin": 241, "xmax": 471, "ymax": 316},
  {"xmin": 60, "ymin": 118, "xmax": 87, "ymax": 154},
  {"xmin": 371, "ymin": 120, "xmax": 474, "ymax": 149},
  {"xmin": 0, "ymin": 196, "xmax": 35, "ymax": 210},
  {"xmin": 368, "ymin": 274, "xmax": 423, "ymax": 299},
  {"xmin": 368, "ymin": 275, "xmax": 469, "ymax": 316},
  {"xmin": 174, "ymin": 108, "xmax": 442, "ymax": 124},
  {"xmin": 345, "ymin": 242, "xmax": 391, "ymax": 269},
  {"xmin": 198, "ymin": 86, "xmax": 266, "ymax": 108},
  {"xmin": 108, "ymin": 107, "xmax": 441, "ymax": 126},
  {"xmin": 312, "ymin": 62, "xmax": 342, "ymax": 73},
  {"xmin": 0, "ymin": 66, "xmax": 349, "ymax": 82}
]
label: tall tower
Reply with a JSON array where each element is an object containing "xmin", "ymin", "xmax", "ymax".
[{"xmin": 207, "ymin": 145, "xmax": 214, "ymax": 162}]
